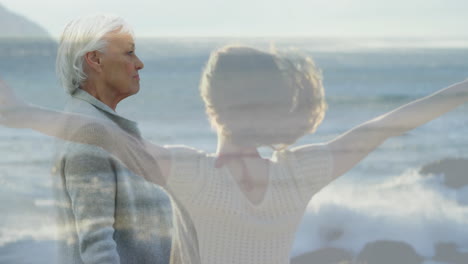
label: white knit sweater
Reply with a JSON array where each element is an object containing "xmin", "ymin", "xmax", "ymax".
[{"xmin": 165, "ymin": 144, "xmax": 334, "ymax": 264}]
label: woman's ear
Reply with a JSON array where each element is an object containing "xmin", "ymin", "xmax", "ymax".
[{"xmin": 84, "ymin": 51, "xmax": 102, "ymax": 73}]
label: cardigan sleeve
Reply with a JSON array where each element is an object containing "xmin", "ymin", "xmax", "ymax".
[{"xmin": 63, "ymin": 145, "xmax": 121, "ymax": 264}]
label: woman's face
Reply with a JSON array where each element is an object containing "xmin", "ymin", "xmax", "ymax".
[{"xmin": 98, "ymin": 32, "xmax": 144, "ymax": 103}]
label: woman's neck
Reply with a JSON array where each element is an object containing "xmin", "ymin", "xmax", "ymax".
[{"xmin": 216, "ymin": 132, "xmax": 257, "ymax": 156}]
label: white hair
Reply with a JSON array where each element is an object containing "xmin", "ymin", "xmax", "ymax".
[{"xmin": 56, "ymin": 14, "xmax": 134, "ymax": 94}]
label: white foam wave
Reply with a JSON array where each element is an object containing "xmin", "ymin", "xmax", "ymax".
[
  {"xmin": 292, "ymin": 170, "xmax": 468, "ymax": 258},
  {"xmin": 0, "ymin": 225, "xmax": 58, "ymax": 247}
]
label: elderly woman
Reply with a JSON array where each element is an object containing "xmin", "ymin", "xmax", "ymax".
[
  {"xmin": 2, "ymin": 14, "xmax": 200, "ymax": 264},
  {"xmin": 1, "ymin": 45, "xmax": 467, "ymax": 264}
]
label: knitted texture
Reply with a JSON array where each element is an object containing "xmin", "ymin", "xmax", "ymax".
[
  {"xmin": 53, "ymin": 89, "xmax": 173, "ymax": 264},
  {"xmin": 166, "ymin": 144, "xmax": 333, "ymax": 264}
]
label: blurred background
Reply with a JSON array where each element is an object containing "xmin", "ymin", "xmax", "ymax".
[{"xmin": 0, "ymin": 1, "xmax": 467, "ymax": 263}]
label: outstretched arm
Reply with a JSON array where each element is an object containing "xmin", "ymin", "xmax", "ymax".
[
  {"xmin": 328, "ymin": 79, "xmax": 468, "ymax": 179},
  {"xmin": 292, "ymin": 79, "xmax": 468, "ymax": 180},
  {"xmin": 0, "ymin": 79, "xmax": 171, "ymax": 185}
]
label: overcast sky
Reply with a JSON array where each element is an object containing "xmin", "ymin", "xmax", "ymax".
[{"xmin": 1, "ymin": 0, "xmax": 467, "ymax": 39}]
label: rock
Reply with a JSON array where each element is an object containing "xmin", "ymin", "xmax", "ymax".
[
  {"xmin": 355, "ymin": 240, "xmax": 424, "ymax": 264},
  {"xmin": 420, "ymin": 158, "xmax": 468, "ymax": 189},
  {"xmin": 433, "ymin": 242, "xmax": 468, "ymax": 264},
  {"xmin": 0, "ymin": 4, "xmax": 56, "ymax": 58},
  {"xmin": 319, "ymin": 227, "xmax": 345, "ymax": 243},
  {"xmin": 0, "ymin": 4, "xmax": 51, "ymax": 39},
  {"xmin": 291, "ymin": 247, "xmax": 353, "ymax": 264}
]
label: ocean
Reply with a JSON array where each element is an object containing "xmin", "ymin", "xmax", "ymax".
[{"xmin": 1, "ymin": 37, "xmax": 467, "ymax": 264}]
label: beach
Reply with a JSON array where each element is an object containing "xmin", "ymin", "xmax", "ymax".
[{"xmin": 1, "ymin": 38, "xmax": 468, "ymax": 263}]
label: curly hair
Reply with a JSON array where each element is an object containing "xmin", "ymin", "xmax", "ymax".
[{"xmin": 199, "ymin": 45, "xmax": 327, "ymax": 149}]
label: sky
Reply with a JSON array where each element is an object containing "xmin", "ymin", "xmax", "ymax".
[{"xmin": 1, "ymin": 0, "xmax": 468, "ymax": 39}]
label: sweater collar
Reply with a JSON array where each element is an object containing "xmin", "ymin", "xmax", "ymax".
[{"xmin": 71, "ymin": 89, "xmax": 141, "ymax": 138}]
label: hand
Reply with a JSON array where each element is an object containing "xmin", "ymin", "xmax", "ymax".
[{"xmin": 0, "ymin": 78, "xmax": 30, "ymax": 128}]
